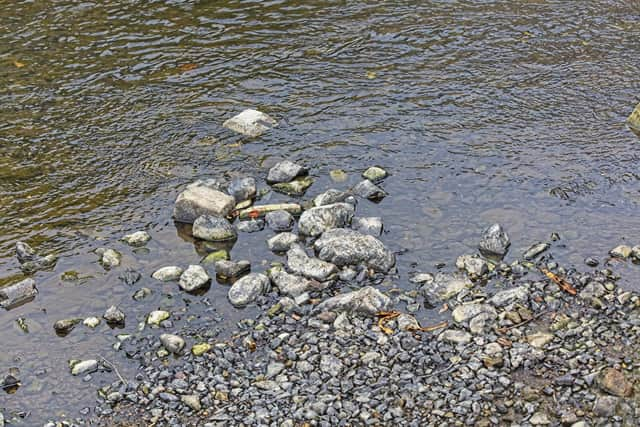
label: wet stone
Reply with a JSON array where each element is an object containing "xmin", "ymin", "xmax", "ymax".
[
  {"xmin": 227, "ymin": 176, "xmax": 256, "ymax": 202},
  {"xmin": 455, "ymin": 254, "xmax": 488, "ymax": 277},
  {"xmin": 179, "ymin": 265, "xmax": 210, "ymax": 292},
  {"xmin": 236, "ymin": 219, "xmax": 265, "ymax": 233},
  {"xmin": 267, "ymin": 232, "xmax": 299, "ymax": 253},
  {"xmin": 215, "ymin": 259, "xmax": 251, "ymax": 280},
  {"xmin": 223, "ymin": 108, "xmax": 276, "ymax": 137},
  {"xmin": 298, "ymin": 203, "xmax": 354, "ymax": 237},
  {"xmin": 478, "ymin": 224, "xmax": 510, "ymax": 260},
  {"xmin": 53, "ymin": 318, "xmax": 81, "ymax": 335},
  {"xmin": 0, "ymin": 278, "xmax": 37, "ymax": 309},
  {"xmin": 70, "ymin": 360, "xmax": 98, "ymax": 376},
  {"xmin": 329, "ymin": 169, "xmax": 348, "ymax": 182},
  {"xmin": 267, "ymin": 160, "xmax": 308, "ymax": 184},
  {"xmin": 192, "ymin": 215, "xmax": 237, "ymax": 242},
  {"xmin": 313, "ymin": 228, "xmax": 395, "ymax": 272},
  {"xmin": 201, "ymin": 249, "xmax": 229, "ymax": 264},
  {"xmin": 352, "ymin": 179, "xmax": 386, "ymax": 201},
  {"xmin": 523, "ymin": 242, "xmax": 550, "ymax": 260},
  {"xmin": 147, "ymin": 310, "xmax": 170, "ymax": 326},
  {"xmin": 265, "ymin": 210, "xmax": 295, "ymax": 232},
  {"xmin": 96, "ymin": 248, "xmax": 121, "ymax": 269},
  {"xmin": 352, "ymin": 216, "xmax": 383, "ymax": 236},
  {"xmin": 362, "ymin": 166, "xmax": 387, "ymax": 182},
  {"xmin": 152, "ymin": 266, "xmax": 183, "ymax": 282},
  {"xmin": 610, "ymin": 245, "xmax": 632, "ymax": 259},
  {"xmin": 228, "ymin": 273, "xmax": 270, "ymax": 307},
  {"xmin": 313, "ymin": 189, "xmax": 350, "ymax": 207},
  {"xmin": 121, "ymin": 230, "xmax": 151, "ymax": 247},
  {"xmin": 118, "ymin": 269, "xmax": 141, "ymax": 286},
  {"xmin": 103, "ymin": 305, "xmax": 125, "ymax": 325},
  {"xmin": 15, "ymin": 242, "xmax": 57, "ymax": 273},
  {"xmin": 271, "ymin": 176, "xmax": 314, "ymax": 196},
  {"xmin": 173, "ymin": 180, "xmax": 236, "ymax": 224}
]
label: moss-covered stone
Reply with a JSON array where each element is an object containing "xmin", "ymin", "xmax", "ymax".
[{"xmin": 191, "ymin": 342, "xmax": 212, "ymax": 356}]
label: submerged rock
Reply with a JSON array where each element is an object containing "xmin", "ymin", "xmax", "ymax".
[
  {"xmin": 298, "ymin": 203, "xmax": 355, "ymax": 237},
  {"xmin": 362, "ymin": 166, "xmax": 387, "ymax": 182},
  {"xmin": 329, "ymin": 169, "xmax": 348, "ymax": 182},
  {"xmin": 15, "ymin": 242, "xmax": 57, "ymax": 273},
  {"xmin": 236, "ymin": 219, "xmax": 265, "ymax": 233},
  {"xmin": 267, "ymin": 232, "xmax": 299, "ymax": 253},
  {"xmin": 265, "ymin": 210, "xmax": 295, "ymax": 232},
  {"xmin": 314, "ymin": 228, "xmax": 395, "ymax": 273},
  {"xmin": 287, "ymin": 245, "xmax": 338, "ymax": 281},
  {"xmin": 313, "ymin": 189, "xmax": 350, "ymax": 207},
  {"xmin": 523, "ymin": 242, "xmax": 550, "ymax": 260},
  {"xmin": 201, "ymin": 249, "xmax": 230, "ymax": 264},
  {"xmin": 266, "ymin": 160, "xmax": 307, "ymax": 184},
  {"xmin": 173, "ymin": 180, "xmax": 236, "ymax": 224},
  {"xmin": 478, "ymin": 224, "xmax": 510, "ymax": 260},
  {"xmin": 352, "ymin": 179, "xmax": 386, "ymax": 201},
  {"xmin": 352, "ymin": 217, "xmax": 383, "ymax": 236},
  {"xmin": 192, "ymin": 215, "xmax": 237, "ymax": 242},
  {"xmin": 215, "ymin": 260, "xmax": 251, "ymax": 280},
  {"xmin": 160, "ymin": 333, "xmax": 185, "ymax": 354},
  {"xmin": 271, "ymin": 176, "xmax": 314, "ymax": 196},
  {"xmin": 0, "ymin": 278, "xmax": 37, "ymax": 309},
  {"xmin": 152, "ymin": 266, "xmax": 184, "ymax": 282},
  {"xmin": 179, "ymin": 265, "xmax": 210, "ymax": 292},
  {"xmin": 121, "ymin": 231, "xmax": 151, "ymax": 247},
  {"xmin": 314, "ymin": 286, "xmax": 390, "ymax": 315},
  {"xmin": 223, "ymin": 109, "xmax": 276, "ymax": 137},
  {"xmin": 227, "ymin": 177, "xmax": 257, "ymax": 202},
  {"xmin": 103, "ymin": 305, "xmax": 125, "ymax": 325},
  {"xmin": 228, "ymin": 273, "xmax": 270, "ymax": 307}
]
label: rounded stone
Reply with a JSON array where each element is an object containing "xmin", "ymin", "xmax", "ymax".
[{"xmin": 192, "ymin": 215, "xmax": 237, "ymax": 242}]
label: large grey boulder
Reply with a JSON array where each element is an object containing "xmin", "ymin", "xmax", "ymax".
[
  {"xmin": 173, "ymin": 180, "xmax": 236, "ymax": 224},
  {"xmin": 298, "ymin": 203, "xmax": 355, "ymax": 237},
  {"xmin": 266, "ymin": 160, "xmax": 307, "ymax": 184},
  {"xmin": 268, "ymin": 269, "xmax": 327, "ymax": 298},
  {"xmin": 0, "ymin": 278, "xmax": 37, "ymax": 309},
  {"xmin": 192, "ymin": 215, "xmax": 237, "ymax": 242},
  {"xmin": 478, "ymin": 223, "xmax": 510, "ymax": 260},
  {"xmin": 314, "ymin": 286, "xmax": 390, "ymax": 315},
  {"xmin": 223, "ymin": 109, "xmax": 276, "ymax": 137},
  {"xmin": 227, "ymin": 177, "xmax": 256, "ymax": 202},
  {"xmin": 313, "ymin": 228, "xmax": 395, "ymax": 273},
  {"xmin": 179, "ymin": 265, "xmax": 211, "ymax": 292},
  {"xmin": 287, "ymin": 245, "xmax": 337, "ymax": 281},
  {"xmin": 228, "ymin": 273, "xmax": 270, "ymax": 307}
]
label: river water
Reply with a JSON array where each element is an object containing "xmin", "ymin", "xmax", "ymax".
[{"xmin": 1, "ymin": 0, "xmax": 640, "ymax": 423}]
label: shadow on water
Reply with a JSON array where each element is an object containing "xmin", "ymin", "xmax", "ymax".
[{"xmin": 1, "ymin": 0, "xmax": 640, "ymax": 422}]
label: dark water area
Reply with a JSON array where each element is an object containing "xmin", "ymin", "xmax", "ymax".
[{"xmin": 1, "ymin": 0, "xmax": 640, "ymax": 423}]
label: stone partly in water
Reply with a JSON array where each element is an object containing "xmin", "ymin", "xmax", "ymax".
[
  {"xmin": 298, "ymin": 203, "xmax": 355, "ymax": 237},
  {"xmin": 265, "ymin": 210, "xmax": 295, "ymax": 232},
  {"xmin": 523, "ymin": 242, "xmax": 550, "ymax": 260},
  {"xmin": 455, "ymin": 254, "xmax": 488, "ymax": 277},
  {"xmin": 96, "ymin": 248, "xmax": 122, "ymax": 269},
  {"xmin": 227, "ymin": 176, "xmax": 257, "ymax": 202},
  {"xmin": 103, "ymin": 305, "xmax": 125, "ymax": 325},
  {"xmin": 271, "ymin": 176, "xmax": 314, "ymax": 196},
  {"xmin": 70, "ymin": 360, "xmax": 98, "ymax": 376},
  {"xmin": 15, "ymin": 242, "xmax": 57, "ymax": 273},
  {"xmin": 0, "ymin": 278, "xmax": 37, "ymax": 309},
  {"xmin": 267, "ymin": 232, "xmax": 300, "ymax": 253},
  {"xmin": 152, "ymin": 266, "xmax": 184, "ymax": 282},
  {"xmin": 53, "ymin": 318, "xmax": 82, "ymax": 335},
  {"xmin": 313, "ymin": 189, "xmax": 350, "ymax": 207},
  {"xmin": 314, "ymin": 286, "xmax": 390, "ymax": 316},
  {"xmin": 215, "ymin": 260, "xmax": 251, "ymax": 280},
  {"xmin": 609, "ymin": 245, "xmax": 632, "ymax": 259},
  {"xmin": 266, "ymin": 160, "xmax": 308, "ymax": 184},
  {"xmin": 147, "ymin": 310, "xmax": 170, "ymax": 326},
  {"xmin": 287, "ymin": 245, "xmax": 338, "ymax": 281},
  {"xmin": 223, "ymin": 109, "xmax": 276, "ymax": 137},
  {"xmin": 179, "ymin": 265, "xmax": 211, "ymax": 292},
  {"xmin": 351, "ymin": 217, "xmax": 383, "ymax": 236},
  {"xmin": 192, "ymin": 215, "xmax": 237, "ymax": 242},
  {"xmin": 83, "ymin": 317, "xmax": 101, "ymax": 328},
  {"xmin": 236, "ymin": 219, "xmax": 265, "ymax": 233},
  {"xmin": 478, "ymin": 223, "xmax": 510, "ymax": 260},
  {"xmin": 160, "ymin": 333, "xmax": 186, "ymax": 354},
  {"xmin": 121, "ymin": 231, "xmax": 151, "ymax": 247},
  {"xmin": 627, "ymin": 101, "xmax": 640, "ymax": 132},
  {"xmin": 352, "ymin": 179, "xmax": 386, "ymax": 201},
  {"xmin": 362, "ymin": 166, "xmax": 387, "ymax": 182},
  {"xmin": 314, "ymin": 228, "xmax": 395, "ymax": 273},
  {"xmin": 173, "ymin": 180, "xmax": 236, "ymax": 224},
  {"xmin": 228, "ymin": 273, "xmax": 271, "ymax": 307}
]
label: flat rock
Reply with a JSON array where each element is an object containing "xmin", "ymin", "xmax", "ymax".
[
  {"xmin": 179, "ymin": 265, "xmax": 211, "ymax": 292},
  {"xmin": 0, "ymin": 278, "xmax": 37, "ymax": 309},
  {"xmin": 265, "ymin": 210, "xmax": 295, "ymax": 232},
  {"xmin": 313, "ymin": 189, "xmax": 350, "ymax": 207},
  {"xmin": 314, "ymin": 286, "xmax": 390, "ymax": 315},
  {"xmin": 192, "ymin": 215, "xmax": 237, "ymax": 241},
  {"xmin": 268, "ymin": 269, "xmax": 325, "ymax": 298},
  {"xmin": 222, "ymin": 109, "xmax": 276, "ymax": 137},
  {"xmin": 452, "ymin": 303, "xmax": 497, "ymax": 323},
  {"xmin": 228, "ymin": 273, "xmax": 270, "ymax": 307},
  {"xmin": 267, "ymin": 160, "xmax": 307, "ymax": 184},
  {"xmin": 313, "ymin": 228, "xmax": 395, "ymax": 272},
  {"xmin": 489, "ymin": 286, "xmax": 529, "ymax": 306},
  {"xmin": 71, "ymin": 360, "xmax": 98, "ymax": 376},
  {"xmin": 439, "ymin": 329, "xmax": 472, "ymax": 345},
  {"xmin": 352, "ymin": 179, "xmax": 386, "ymax": 201},
  {"xmin": 267, "ymin": 232, "xmax": 299, "ymax": 253},
  {"xmin": 352, "ymin": 217, "xmax": 383, "ymax": 236},
  {"xmin": 287, "ymin": 245, "xmax": 337, "ymax": 281},
  {"xmin": 478, "ymin": 223, "xmax": 510, "ymax": 259},
  {"xmin": 173, "ymin": 180, "xmax": 236, "ymax": 224},
  {"xmin": 298, "ymin": 203, "xmax": 354, "ymax": 237},
  {"xmin": 152, "ymin": 266, "xmax": 184, "ymax": 282},
  {"xmin": 215, "ymin": 259, "xmax": 251, "ymax": 279},
  {"xmin": 227, "ymin": 177, "xmax": 256, "ymax": 202},
  {"xmin": 96, "ymin": 248, "xmax": 121, "ymax": 269},
  {"xmin": 121, "ymin": 231, "xmax": 151, "ymax": 247}
]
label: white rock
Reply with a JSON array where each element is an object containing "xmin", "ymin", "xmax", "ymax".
[
  {"xmin": 83, "ymin": 317, "xmax": 101, "ymax": 328},
  {"xmin": 179, "ymin": 265, "xmax": 210, "ymax": 292},
  {"xmin": 147, "ymin": 310, "xmax": 170, "ymax": 326},
  {"xmin": 71, "ymin": 359, "xmax": 98, "ymax": 375},
  {"xmin": 223, "ymin": 109, "xmax": 277, "ymax": 137},
  {"xmin": 121, "ymin": 231, "xmax": 151, "ymax": 247},
  {"xmin": 152, "ymin": 266, "xmax": 184, "ymax": 282}
]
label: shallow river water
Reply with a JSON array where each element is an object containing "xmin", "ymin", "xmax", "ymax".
[{"xmin": 1, "ymin": 0, "xmax": 640, "ymax": 423}]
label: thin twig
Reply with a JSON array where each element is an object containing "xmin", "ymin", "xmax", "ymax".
[{"xmin": 99, "ymin": 355, "xmax": 128, "ymax": 386}]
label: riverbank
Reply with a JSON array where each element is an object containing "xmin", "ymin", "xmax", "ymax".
[{"xmin": 16, "ymin": 161, "xmax": 635, "ymax": 427}]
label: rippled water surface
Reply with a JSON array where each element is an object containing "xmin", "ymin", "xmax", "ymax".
[{"xmin": 1, "ymin": 0, "xmax": 640, "ymax": 423}]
